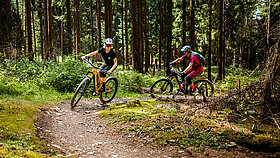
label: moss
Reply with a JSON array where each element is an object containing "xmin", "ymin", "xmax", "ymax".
[
  {"xmin": 0, "ymin": 99, "xmax": 59, "ymax": 157},
  {"xmin": 222, "ymin": 129, "xmax": 280, "ymax": 151}
]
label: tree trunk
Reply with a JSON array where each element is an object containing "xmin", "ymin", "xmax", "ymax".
[
  {"xmin": 121, "ymin": 0, "xmax": 125, "ymax": 69},
  {"xmin": 32, "ymin": 7, "xmax": 36, "ymax": 58},
  {"xmin": 218, "ymin": 0, "xmax": 225, "ymax": 80},
  {"xmin": 43, "ymin": 0, "xmax": 48, "ymax": 59},
  {"xmin": 159, "ymin": 0, "xmax": 162, "ymax": 69},
  {"xmin": 61, "ymin": 5, "xmax": 64, "ymax": 60},
  {"xmin": 26, "ymin": 0, "xmax": 33, "ymax": 61},
  {"xmin": 104, "ymin": 0, "xmax": 113, "ymax": 38},
  {"xmin": 144, "ymin": 0, "xmax": 150, "ymax": 73},
  {"xmin": 47, "ymin": 0, "xmax": 52, "ymax": 59},
  {"xmin": 190, "ymin": 0, "xmax": 195, "ymax": 49},
  {"xmin": 6, "ymin": 0, "xmax": 12, "ymax": 51},
  {"xmin": 22, "ymin": 1, "xmax": 27, "ymax": 54},
  {"xmin": 66, "ymin": 0, "xmax": 72, "ymax": 56},
  {"xmin": 125, "ymin": 0, "xmax": 129, "ymax": 69},
  {"xmin": 182, "ymin": 0, "xmax": 186, "ymax": 71},
  {"xmin": 131, "ymin": 0, "xmax": 142, "ymax": 72},
  {"xmin": 75, "ymin": 0, "xmax": 80, "ymax": 59},
  {"xmin": 96, "ymin": 0, "xmax": 101, "ymax": 48},
  {"xmin": 208, "ymin": 0, "xmax": 212, "ymax": 81},
  {"xmin": 0, "ymin": 3, "xmax": 3, "ymax": 60},
  {"xmin": 38, "ymin": 0, "xmax": 44, "ymax": 60},
  {"xmin": 139, "ymin": 0, "xmax": 143, "ymax": 72},
  {"xmin": 90, "ymin": 0, "xmax": 94, "ymax": 51},
  {"xmin": 16, "ymin": 0, "xmax": 22, "ymax": 54},
  {"xmin": 164, "ymin": 0, "xmax": 172, "ymax": 75},
  {"xmin": 266, "ymin": 0, "xmax": 271, "ymax": 60}
]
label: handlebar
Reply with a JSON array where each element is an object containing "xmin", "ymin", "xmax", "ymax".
[
  {"xmin": 83, "ymin": 59, "xmax": 101, "ymax": 70},
  {"xmin": 169, "ymin": 65, "xmax": 183, "ymax": 76}
]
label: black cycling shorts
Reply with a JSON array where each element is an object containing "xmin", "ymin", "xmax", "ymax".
[{"xmin": 99, "ymin": 64, "xmax": 113, "ymax": 77}]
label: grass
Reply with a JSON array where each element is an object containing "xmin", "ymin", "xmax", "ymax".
[
  {"xmin": 0, "ymin": 99, "xmax": 57, "ymax": 157},
  {"xmin": 99, "ymin": 97, "xmax": 280, "ymax": 153},
  {"xmin": 0, "ymin": 75, "xmax": 70, "ymax": 157},
  {"xmin": 1, "ymin": 59, "xmax": 271, "ymax": 156},
  {"xmin": 99, "ymin": 99, "xmax": 227, "ymax": 151}
]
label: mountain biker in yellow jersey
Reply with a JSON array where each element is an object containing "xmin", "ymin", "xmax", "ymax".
[
  {"xmin": 81, "ymin": 38, "xmax": 118, "ymax": 92},
  {"xmin": 169, "ymin": 45, "xmax": 203, "ymax": 94}
]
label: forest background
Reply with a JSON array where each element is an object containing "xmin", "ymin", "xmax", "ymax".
[
  {"xmin": 0, "ymin": 0, "xmax": 280, "ymax": 157},
  {"xmin": 1, "ymin": 0, "xmax": 279, "ymax": 77}
]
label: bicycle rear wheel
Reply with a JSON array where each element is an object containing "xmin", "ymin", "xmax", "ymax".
[
  {"xmin": 193, "ymin": 79, "xmax": 214, "ymax": 99},
  {"xmin": 99, "ymin": 77, "xmax": 118, "ymax": 104},
  {"xmin": 150, "ymin": 79, "xmax": 173, "ymax": 98},
  {"xmin": 70, "ymin": 77, "xmax": 90, "ymax": 108}
]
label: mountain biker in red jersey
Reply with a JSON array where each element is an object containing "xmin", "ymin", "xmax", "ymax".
[{"xmin": 169, "ymin": 45, "xmax": 203, "ymax": 93}]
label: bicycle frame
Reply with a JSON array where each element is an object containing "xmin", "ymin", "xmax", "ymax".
[
  {"xmin": 168, "ymin": 66, "xmax": 185, "ymax": 90},
  {"xmin": 83, "ymin": 60, "xmax": 113, "ymax": 95}
]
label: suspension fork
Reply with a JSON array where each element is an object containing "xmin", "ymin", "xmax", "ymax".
[{"xmin": 172, "ymin": 75, "xmax": 182, "ymax": 89}]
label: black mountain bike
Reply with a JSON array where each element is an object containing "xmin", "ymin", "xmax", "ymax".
[
  {"xmin": 150, "ymin": 65, "xmax": 214, "ymax": 100},
  {"xmin": 70, "ymin": 60, "xmax": 118, "ymax": 108}
]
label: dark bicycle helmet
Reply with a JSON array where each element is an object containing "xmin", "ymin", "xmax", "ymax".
[
  {"xmin": 104, "ymin": 38, "xmax": 114, "ymax": 45},
  {"xmin": 181, "ymin": 45, "xmax": 191, "ymax": 52}
]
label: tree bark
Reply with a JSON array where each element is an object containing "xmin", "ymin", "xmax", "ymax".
[
  {"xmin": 22, "ymin": 0, "xmax": 27, "ymax": 54},
  {"xmin": 16, "ymin": 0, "xmax": 22, "ymax": 53},
  {"xmin": 61, "ymin": 5, "xmax": 64, "ymax": 60},
  {"xmin": 266, "ymin": 0, "xmax": 271, "ymax": 60},
  {"xmin": 121, "ymin": 0, "xmax": 125, "ymax": 69},
  {"xmin": 104, "ymin": 0, "xmax": 113, "ymax": 38},
  {"xmin": 96, "ymin": 0, "xmax": 101, "ymax": 48},
  {"xmin": 0, "ymin": 3, "xmax": 3, "ymax": 59},
  {"xmin": 159, "ymin": 0, "xmax": 162, "ymax": 69},
  {"xmin": 43, "ymin": 0, "xmax": 48, "ymax": 59},
  {"xmin": 47, "ymin": 0, "xmax": 52, "ymax": 59},
  {"xmin": 90, "ymin": 0, "xmax": 94, "ymax": 51},
  {"xmin": 164, "ymin": 0, "xmax": 172, "ymax": 75},
  {"xmin": 182, "ymin": 0, "xmax": 186, "ymax": 71},
  {"xmin": 75, "ymin": 0, "xmax": 80, "ymax": 59},
  {"xmin": 38, "ymin": 0, "xmax": 44, "ymax": 59},
  {"xmin": 131, "ymin": 0, "xmax": 142, "ymax": 72},
  {"xmin": 208, "ymin": 0, "xmax": 212, "ymax": 81},
  {"xmin": 6, "ymin": 0, "xmax": 12, "ymax": 50},
  {"xmin": 125, "ymin": 0, "xmax": 129, "ymax": 69},
  {"xmin": 66, "ymin": 0, "xmax": 72, "ymax": 56},
  {"xmin": 32, "ymin": 6, "xmax": 36, "ymax": 58},
  {"xmin": 26, "ymin": 0, "xmax": 33, "ymax": 61},
  {"xmin": 190, "ymin": 0, "xmax": 195, "ymax": 50},
  {"xmin": 144, "ymin": 0, "xmax": 150, "ymax": 73},
  {"xmin": 218, "ymin": 0, "xmax": 225, "ymax": 80}
]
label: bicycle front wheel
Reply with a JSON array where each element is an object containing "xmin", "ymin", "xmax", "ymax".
[
  {"xmin": 70, "ymin": 77, "xmax": 90, "ymax": 108},
  {"xmin": 99, "ymin": 77, "xmax": 118, "ymax": 104},
  {"xmin": 193, "ymin": 79, "xmax": 214, "ymax": 99},
  {"xmin": 150, "ymin": 79, "xmax": 173, "ymax": 98}
]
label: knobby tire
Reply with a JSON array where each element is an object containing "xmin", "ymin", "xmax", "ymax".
[{"xmin": 70, "ymin": 77, "xmax": 90, "ymax": 108}]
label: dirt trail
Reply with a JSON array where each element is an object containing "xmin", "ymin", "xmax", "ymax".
[
  {"xmin": 37, "ymin": 98, "xmax": 187, "ymax": 158},
  {"xmin": 36, "ymin": 97, "xmax": 280, "ymax": 158}
]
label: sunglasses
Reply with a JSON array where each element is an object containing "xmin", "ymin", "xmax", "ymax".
[{"xmin": 106, "ymin": 44, "xmax": 112, "ymax": 48}]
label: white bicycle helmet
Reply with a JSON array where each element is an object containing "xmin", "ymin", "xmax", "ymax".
[
  {"xmin": 104, "ymin": 38, "xmax": 113, "ymax": 45},
  {"xmin": 181, "ymin": 45, "xmax": 191, "ymax": 52}
]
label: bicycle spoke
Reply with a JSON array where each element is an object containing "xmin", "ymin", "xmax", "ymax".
[{"xmin": 99, "ymin": 77, "xmax": 118, "ymax": 104}]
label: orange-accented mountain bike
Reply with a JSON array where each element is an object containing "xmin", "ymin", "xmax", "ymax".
[{"xmin": 70, "ymin": 59, "xmax": 118, "ymax": 107}]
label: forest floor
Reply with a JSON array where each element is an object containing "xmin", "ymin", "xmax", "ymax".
[{"xmin": 36, "ymin": 98, "xmax": 280, "ymax": 158}]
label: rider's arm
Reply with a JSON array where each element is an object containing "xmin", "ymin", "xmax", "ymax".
[
  {"xmin": 171, "ymin": 57, "xmax": 184, "ymax": 64},
  {"xmin": 107, "ymin": 58, "xmax": 118, "ymax": 74},
  {"xmin": 182, "ymin": 62, "xmax": 193, "ymax": 73},
  {"xmin": 81, "ymin": 51, "xmax": 98, "ymax": 60}
]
